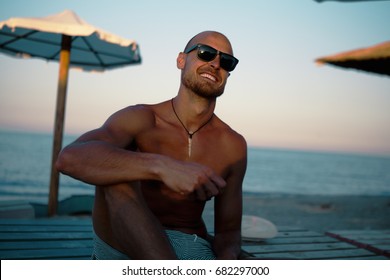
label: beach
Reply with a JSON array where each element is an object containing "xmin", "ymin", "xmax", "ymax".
[{"xmin": 203, "ymin": 193, "xmax": 390, "ymax": 233}]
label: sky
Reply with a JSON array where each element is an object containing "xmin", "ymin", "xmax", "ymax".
[{"xmin": 0, "ymin": 0, "xmax": 389, "ymax": 156}]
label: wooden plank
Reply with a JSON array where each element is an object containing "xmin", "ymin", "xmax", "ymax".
[
  {"xmin": 329, "ymin": 230, "xmax": 390, "ymax": 236},
  {"xmin": 0, "ymin": 239, "xmax": 93, "ymax": 250},
  {"xmin": 370, "ymin": 244, "xmax": 390, "ymax": 250},
  {"xmin": 249, "ymin": 252, "xmax": 388, "ymax": 260},
  {"xmin": 274, "ymin": 226, "xmax": 306, "ymax": 232},
  {"xmin": 356, "ymin": 239, "xmax": 390, "ymax": 245},
  {"xmin": 332, "ymin": 255, "xmax": 388, "ymax": 260},
  {"xmin": 0, "ymin": 218, "xmax": 92, "ymax": 226},
  {"xmin": 0, "ymin": 232, "xmax": 93, "ymax": 241},
  {"xmin": 242, "ymin": 236, "xmax": 338, "ymax": 245},
  {"xmin": 60, "ymin": 256, "xmax": 91, "ymax": 260},
  {"xmin": 295, "ymin": 248, "xmax": 378, "ymax": 259},
  {"xmin": 242, "ymin": 242, "xmax": 356, "ymax": 254},
  {"xmin": 251, "ymin": 248, "xmax": 377, "ymax": 260},
  {"xmin": 344, "ymin": 234, "xmax": 390, "ymax": 241},
  {"xmin": 0, "ymin": 201, "xmax": 35, "ymax": 219},
  {"xmin": 0, "ymin": 247, "xmax": 93, "ymax": 260},
  {"xmin": 0, "ymin": 225, "xmax": 92, "ymax": 233},
  {"xmin": 276, "ymin": 231, "xmax": 324, "ymax": 238},
  {"xmin": 244, "ymin": 253, "xmax": 300, "ymax": 260}
]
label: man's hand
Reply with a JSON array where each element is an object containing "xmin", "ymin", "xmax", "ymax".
[{"xmin": 158, "ymin": 158, "xmax": 226, "ymax": 201}]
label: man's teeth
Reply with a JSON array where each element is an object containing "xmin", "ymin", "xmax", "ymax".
[{"xmin": 201, "ymin": 73, "xmax": 216, "ymax": 82}]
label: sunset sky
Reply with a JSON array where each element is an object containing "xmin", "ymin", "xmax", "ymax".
[{"xmin": 1, "ymin": 0, "xmax": 389, "ymax": 156}]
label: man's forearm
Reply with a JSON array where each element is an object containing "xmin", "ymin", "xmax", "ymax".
[{"xmin": 56, "ymin": 140, "xmax": 164, "ymax": 186}]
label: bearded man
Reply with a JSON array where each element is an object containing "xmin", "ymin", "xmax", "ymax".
[{"xmin": 56, "ymin": 31, "xmax": 247, "ymax": 260}]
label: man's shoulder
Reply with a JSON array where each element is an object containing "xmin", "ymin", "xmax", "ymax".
[
  {"xmin": 114, "ymin": 102, "xmax": 164, "ymax": 123},
  {"xmin": 216, "ymin": 117, "xmax": 246, "ymax": 142},
  {"xmin": 111, "ymin": 100, "xmax": 174, "ymax": 132},
  {"xmin": 214, "ymin": 117, "xmax": 247, "ymax": 155},
  {"xmin": 120, "ymin": 100, "xmax": 168, "ymax": 115},
  {"xmin": 120, "ymin": 103, "xmax": 154, "ymax": 115},
  {"xmin": 103, "ymin": 103, "xmax": 160, "ymax": 136}
]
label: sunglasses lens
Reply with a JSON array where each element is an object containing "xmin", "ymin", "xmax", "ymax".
[
  {"xmin": 220, "ymin": 55, "xmax": 238, "ymax": 72},
  {"xmin": 197, "ymin": 46, "xmax": 217, "ymax": 62}
]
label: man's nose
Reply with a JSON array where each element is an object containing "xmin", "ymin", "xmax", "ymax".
[{"xmin": 208, "ymin": 55, "xmax": 221, "ymax": 69}]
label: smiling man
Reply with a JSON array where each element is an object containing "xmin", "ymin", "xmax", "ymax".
[{"xmin": 56, "ymin": 31, "xmax": 247, "ymax": 259}]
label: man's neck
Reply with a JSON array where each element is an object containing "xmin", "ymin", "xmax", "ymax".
[{"xmin": 172, "ymin": 92, "xmax": 216, "ymax": 132}]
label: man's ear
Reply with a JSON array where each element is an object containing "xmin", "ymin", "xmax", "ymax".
[{"xmin": 177, "ymin": 52, "xmax": 186, "ymax": 69}]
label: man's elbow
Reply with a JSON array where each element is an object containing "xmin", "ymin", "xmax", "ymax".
[{"xmin": 55, "ymin": 147, "xmax": 75, "ymax": 175}]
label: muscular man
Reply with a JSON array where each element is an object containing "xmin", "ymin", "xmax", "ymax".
[{"xmin": 56, "ymin": 31, "xmax": 247, "ymax": 259}]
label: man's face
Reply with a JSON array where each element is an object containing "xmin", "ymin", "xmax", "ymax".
[{"xmin": 180, "ymin": 38, "xmax": 233, "ymax": 99}]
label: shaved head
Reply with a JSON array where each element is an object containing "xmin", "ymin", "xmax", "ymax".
[{"xmin": 184, "ymin": 31, "xmax": 234, "ymax": 55}]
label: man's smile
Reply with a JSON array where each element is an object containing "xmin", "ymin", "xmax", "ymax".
[{"xmin": 200, "ymin": 72, "xmax": 217, "ymax": 82}]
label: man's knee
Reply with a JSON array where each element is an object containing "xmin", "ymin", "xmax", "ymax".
[{"xmin": 102, "ymin": 182, "xmax": 143, "ymax": 206}]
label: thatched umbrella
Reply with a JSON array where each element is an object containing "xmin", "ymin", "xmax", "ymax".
[
  {"xmin": 0, "ymin": 10, "xmax": 142, "ymax": 215},
  {"xmin": 315, "ymin": 41, "xmax": 390, "ymax": 76}
]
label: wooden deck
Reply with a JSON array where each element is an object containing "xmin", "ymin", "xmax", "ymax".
[
  {"xmin": 0, "ymin": 218, "xmax": 93, "ymax": 260},
  {"xmin": 326, "ymin": 229, "xmax": 390, "ymax": 258},
  {"xmin": 0, "ymin": 218, "xmax": 388, "ymax": 260},
  {"xmin": 242, "ymin": 227, "xmax": 389, "ymax": 260}
]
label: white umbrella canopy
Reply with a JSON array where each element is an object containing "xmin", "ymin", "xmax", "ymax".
[
  {"xmin": 0, "ymin": 9, "xmax": 141, "ymax": 70},
  {"xmin": 0, "ymin": 10, "xmax": 141, "ymax": 216}
]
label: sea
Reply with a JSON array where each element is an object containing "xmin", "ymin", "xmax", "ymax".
[{"xmin": 0, "ymin": 129, "xmax": 390, "ymax": 203}]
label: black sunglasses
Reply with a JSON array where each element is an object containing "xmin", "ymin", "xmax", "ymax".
[{"xmin": 184, "ymin": 44, "xmax": 239, "ymax": 72}]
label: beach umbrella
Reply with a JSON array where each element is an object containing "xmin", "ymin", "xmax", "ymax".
[
  {"xmin": 0, "ymin": 10, "xmax": 141, "ymax": 216},
  {"xmin": 315, "ymin": 41, "xmax": 390, "ymax": 76}
]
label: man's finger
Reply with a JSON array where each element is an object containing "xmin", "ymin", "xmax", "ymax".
[
  {"xmin": 210, "ymin": 174, "xmax": 226, "ymax": 190},
  {"xmin": 203, "ymin": 181, "xmax": 220, "ymax": 197}
]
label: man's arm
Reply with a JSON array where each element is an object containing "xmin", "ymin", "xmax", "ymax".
[
  {"xmin": 56, "ymin": 105, "xmax": 156, "ymax": 184},
  {"xmin": 56, "ymin": 105, "xmax": 225, "ymax": 197},
  {"xmin": 213, "ymin": 136, "xmax": 247, "ymax": 259}
]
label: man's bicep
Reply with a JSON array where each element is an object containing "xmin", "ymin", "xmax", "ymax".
[
  {"xmin": 74, "ymin": 125, "xmax": 132, "ymax": 149},
  {"xmin": 77, "ymin": 105, "xmax": 152, "ymax": 148}
]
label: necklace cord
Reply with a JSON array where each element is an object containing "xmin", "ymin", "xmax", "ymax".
[{"xmin": 171, "ymin": 98, "xmax": 214, "ymax": 138}]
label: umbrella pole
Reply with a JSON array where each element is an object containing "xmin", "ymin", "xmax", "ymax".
[{"xmin": 48, "ymin": 35, "xmax": 72, "ymax": 216}]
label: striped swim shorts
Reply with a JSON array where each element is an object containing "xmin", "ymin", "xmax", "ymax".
[{"xmin": 92, "ymin": 229, "xmax": 216, "ymax": 260}]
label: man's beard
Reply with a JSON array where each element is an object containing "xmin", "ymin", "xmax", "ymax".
[{"xmin": 181, "ymin": 71, "xmax": 225, "ymax": 99}]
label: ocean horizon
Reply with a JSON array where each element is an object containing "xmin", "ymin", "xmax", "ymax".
[{"xmin": 1, "ymin": 129, "xmax": 389, "ymax": 203}]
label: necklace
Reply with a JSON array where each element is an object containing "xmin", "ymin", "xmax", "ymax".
[{"xmin": 171, "ymin": 98, "xmax": 214, "ymax": 157}]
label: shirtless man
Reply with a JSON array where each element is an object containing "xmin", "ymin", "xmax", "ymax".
[{"xmin": 56, "ymin": 31, "xmax": 247, "ymax": 259}]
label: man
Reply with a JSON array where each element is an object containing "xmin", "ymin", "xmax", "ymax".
[{"xmin": 56, "ymin": 31, "xmax": 247, "ymax": 259}]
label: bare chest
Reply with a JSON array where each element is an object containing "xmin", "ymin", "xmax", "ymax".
[{"xmin": 135, "ymin": 125, "xmax": 230, "ymax": 177}]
